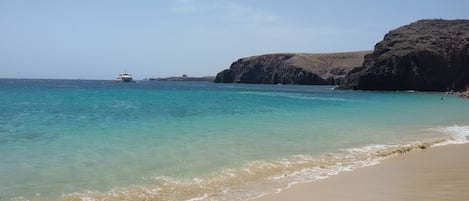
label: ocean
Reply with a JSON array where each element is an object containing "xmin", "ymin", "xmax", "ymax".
[{"xmin": 0, "ymin": 79, "xmax": 468, "ymax": 201}]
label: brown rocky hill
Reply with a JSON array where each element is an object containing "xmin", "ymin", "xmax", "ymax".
[
  {"xmin": 340, "ymin": 19, "xmax": 469, "ymax": 91},
  {"xmin": 214, "ymin": 51, "xmax": 371, "ymax": 85}
]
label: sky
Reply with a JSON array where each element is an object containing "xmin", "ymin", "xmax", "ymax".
[{"xmin": 1, "ymin": 0, "xmax": 469, "ymax": 80}]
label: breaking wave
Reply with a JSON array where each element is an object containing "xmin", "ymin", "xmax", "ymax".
[
  {"xmin": 12, "ymin": 125, "xmax": 468, "ymax": 201},
  {"xmin": 60, "ymin": 131, "xmax": 468, "ymax": 201},
  {"xmin": 437, "ymin": 125, "xmax": 469, "ymax": 144}
]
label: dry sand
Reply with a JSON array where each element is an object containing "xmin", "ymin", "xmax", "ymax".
[{"xmin": 254, "ymin": 143, "xmax": 469, "ymax": 201}]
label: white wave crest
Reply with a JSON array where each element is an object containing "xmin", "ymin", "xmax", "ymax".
[{"xmin": 438, "ymin": 125, "xmax": 469, "ymax": 144}]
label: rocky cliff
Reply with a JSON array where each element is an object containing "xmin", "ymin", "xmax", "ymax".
[
  {"xmin": 340, "ymin": 19, "xmax": 469, "ymax": 91},
  {"xmin": 214, "ymin": 51, "xmax": 371, "ymax": 85}
]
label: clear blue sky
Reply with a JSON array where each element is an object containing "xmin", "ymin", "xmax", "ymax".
[{"xmin": 1, "ymin": 0, "xmax": 468, "ymax": 80}]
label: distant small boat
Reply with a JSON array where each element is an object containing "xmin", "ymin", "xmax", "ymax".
[{"xmin": 116, "ymin": 73, "xmax": 135, "ymax": 82}]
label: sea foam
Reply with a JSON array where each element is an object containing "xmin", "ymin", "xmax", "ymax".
[{"xmin": 437, "ymin": 125, "xmax": 469, "ymax": 145}]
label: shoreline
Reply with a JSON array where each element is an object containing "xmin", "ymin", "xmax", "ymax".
[
  {"xmin": 253, "ymin": 143, "xmax": 469, "ymax": 201},
  {"xmin": 58, "ymin": 137, "xmax": 460, "ymax": 201},
  {"xmin": 10, "ymin": 134, "xmax": 469, "ymax": 201}
]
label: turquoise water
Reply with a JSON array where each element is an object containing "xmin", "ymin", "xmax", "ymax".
[{"xmin": 0, "ymin": 79, "xmax": 468, "ymax": 201}]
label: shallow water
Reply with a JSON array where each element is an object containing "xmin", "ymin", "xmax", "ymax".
[{"xmin": 0, "ymin": 79, "xmax": 468, "ymax": 201}]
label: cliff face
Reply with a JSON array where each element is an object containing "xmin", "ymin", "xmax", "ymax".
[
  {"xmin": 214, "ymin": 51, "xmax": 370, "ymax": 85},
  {"xmin": 340, "ymin": 19, "xmax": 469, "ymax": 91}
]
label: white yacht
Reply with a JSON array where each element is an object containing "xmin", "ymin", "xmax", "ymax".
[{"xmin": 116, "ymin": 73, "xmax": 134, "ymax": 82}]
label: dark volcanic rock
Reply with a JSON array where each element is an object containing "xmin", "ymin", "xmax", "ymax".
[
  {"xmin": 340, "ymin": 19, "xmax": 469, "ymax": 91},
  {"xmin": 214, "ymin": 51, "xmax": 370, "ymax": 85}
]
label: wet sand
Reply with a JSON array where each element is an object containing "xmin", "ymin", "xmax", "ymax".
[{"xmin": 254, "ymin": 143, "xmax": 469, "ymax": 201}]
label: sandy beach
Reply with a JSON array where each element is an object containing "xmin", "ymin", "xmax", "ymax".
[{"xmin": 254, "ymin": 143, "xmax": 469, "ymax": 201}]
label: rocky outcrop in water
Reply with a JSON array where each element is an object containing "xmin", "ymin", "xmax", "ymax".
[
  {"xmin": 340, "ymin": 19, "xmax": 469, "ymax": 91},
  {"xmin": 214, "ymin": 51, "xmax": 370, "ymax": 85}
]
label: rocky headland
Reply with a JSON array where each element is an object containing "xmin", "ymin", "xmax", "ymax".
[
  {"xmin": 214, "ymin": 51, "xmax": 371, "ymax": 85},
  {"xmin": 214, "ymin": 19, "xmax": 469, "ymax": 92},
  {"xmin": 340, "ymin": 19, "xmax": 469, "ymax": 91}
]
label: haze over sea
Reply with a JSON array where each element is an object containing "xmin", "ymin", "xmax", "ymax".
[{"xmin": 1, "ymin": 79, "xmax": 468, "ymax": 201}]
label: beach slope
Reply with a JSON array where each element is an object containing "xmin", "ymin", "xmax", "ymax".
[{"xmin": 254, "ymin": 144, "xmax": 469, "ymax": 201}]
